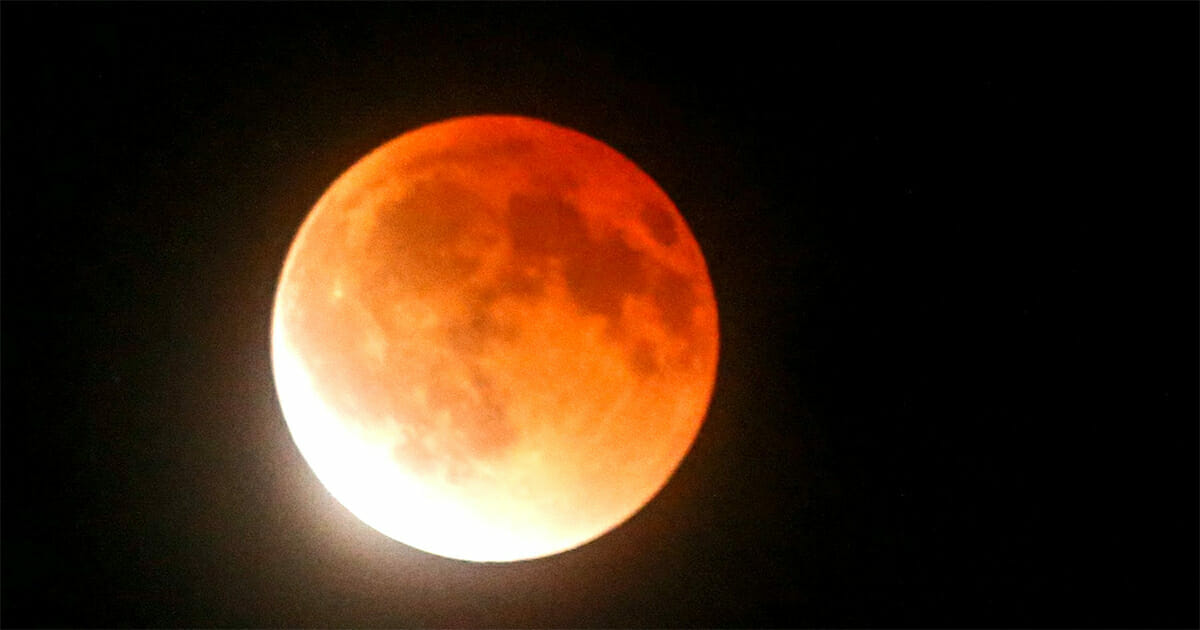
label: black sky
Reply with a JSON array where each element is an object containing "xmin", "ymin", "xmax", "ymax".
[{"xmin": 2, "ymin": 2, "xmax": 1197, "ymax": 628}]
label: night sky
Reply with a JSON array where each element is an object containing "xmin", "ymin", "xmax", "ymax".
[{"xmin": 2, "ymin": 2, "xmax": 1196, "ymax": 627}]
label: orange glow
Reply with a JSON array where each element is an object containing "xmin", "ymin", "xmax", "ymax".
[{"xmin": 272, "ymin": 115, "xmax": 719, "ymax": 562}]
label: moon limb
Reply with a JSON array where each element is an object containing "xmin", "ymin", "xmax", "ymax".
[{"xmin": 272, "ymin": 115, "xmax": 719, "ymax": 562}]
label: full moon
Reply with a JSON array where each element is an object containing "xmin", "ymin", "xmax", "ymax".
[{"xmin": 271, "ymin": 115, "xmax": 719, "ymax": 562}]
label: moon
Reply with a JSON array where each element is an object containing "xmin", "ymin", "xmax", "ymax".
[{"xmin": 271, "ymin": 115, "xmax": 719, "ymax": 562}]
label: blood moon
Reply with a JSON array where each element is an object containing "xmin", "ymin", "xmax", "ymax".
[{"xmin": 271, "ymin": 115, "xmax": 719, "ymax": 562}]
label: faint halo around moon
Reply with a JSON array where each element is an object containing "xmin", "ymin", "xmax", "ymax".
[{"xmin": 270, "ymin": 115, "xmax": 719, "ymax": 562}]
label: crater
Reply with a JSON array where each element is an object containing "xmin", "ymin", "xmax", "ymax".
[
  {"xmin": 654, "ymin": 268, "xmax": 700, "ymax": 336},
  {"xmin": 629, "ymin": 339, "xmax": 662, "ymax": 376},
  {"xmin": 641, "ymin": 201, "xmax": 678, "ymax": 246}
]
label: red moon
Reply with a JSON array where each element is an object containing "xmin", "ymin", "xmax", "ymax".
[{"xmin": 271, "ymin": 115, "xmax": 719, "ymax": 562}]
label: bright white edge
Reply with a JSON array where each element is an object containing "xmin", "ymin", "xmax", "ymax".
[{"xmin": 271, "ymin": 318, "xmax": 607, "ymax": 563}]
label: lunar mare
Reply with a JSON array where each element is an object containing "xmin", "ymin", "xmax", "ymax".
[{"xmin": 271, "ymin": 115, "xmax": 719, "ymax": 562}]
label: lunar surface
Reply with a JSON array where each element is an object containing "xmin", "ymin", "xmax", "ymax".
[{"xmin": 271, "ymin": 115, "xmax": 719, "ymax": 562}]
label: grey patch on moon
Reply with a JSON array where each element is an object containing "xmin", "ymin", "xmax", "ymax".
[
  {"xmin": 363, "ymin": 176, "xmax": 493, "ymax": 296},
  {"xmin": 504, "ymin": 190, "xmax": 702, "ymax": 376},
  {"xmin": 629, "ymin": 339, "xmax": 662, "ymax": 376},
  {"xmin": 641, "ymin": 201, "xmax": 679, "ymax": 246}
]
